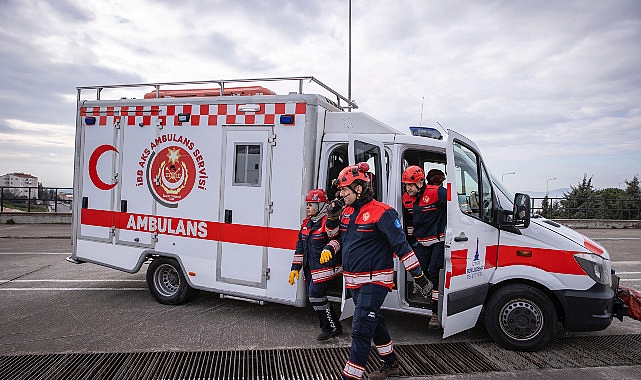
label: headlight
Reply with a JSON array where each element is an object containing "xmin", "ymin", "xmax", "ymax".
[{"xmin": 574, "ymin": 253, "xmax": 612, "ymax": 286}]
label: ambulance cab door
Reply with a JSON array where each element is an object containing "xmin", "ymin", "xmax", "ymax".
[
  {"xmin": 441, "ymin": 130, "xmax": 499, "ymax": 338},
  {"xmin": 339, "ymin": 135, "xmax": 388, "ymax": 319},
  {"xmin": 217, "ymin": 126, "xmax": 274, "ymax": 289}
]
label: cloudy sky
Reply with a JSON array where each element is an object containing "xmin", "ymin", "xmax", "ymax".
[{"xmin": 1, "ymin": 0, "xmax": 639, "ymax": 194}]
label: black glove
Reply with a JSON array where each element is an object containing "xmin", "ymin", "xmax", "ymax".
[
  {"xmin": 413, "ymin": 273, "xmax": 433, "ymax": 298},
  {"xmin": 328, "ymin": 197, "xmax": 345, "ymax": 219}
]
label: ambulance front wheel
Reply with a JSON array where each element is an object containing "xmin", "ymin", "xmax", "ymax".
[
  {"xmin": 146, "ymin": 257, "xmax": 198, "ymax": 305},
  {"xmin": 484, "ymin": 284, "xmax": 557, "ymax": 352}
]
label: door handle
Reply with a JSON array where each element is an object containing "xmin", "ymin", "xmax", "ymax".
[{"xmin": 454, "ymin": 233, "xmax": 468, "ymax": 242}]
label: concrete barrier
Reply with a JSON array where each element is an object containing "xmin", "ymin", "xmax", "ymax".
[{"xmin": 0, "ymin": 212, "xmax": 71, "ymax": 224}]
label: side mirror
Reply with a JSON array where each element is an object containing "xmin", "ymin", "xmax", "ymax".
[{"xmin": 513, "ymin": 193, "xmax": 531, "ymax": 228}]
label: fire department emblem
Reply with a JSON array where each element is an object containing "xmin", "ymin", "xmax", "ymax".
[{"xmin": 147, "ymin": 146, "xmax": 196, "ymax": 207}]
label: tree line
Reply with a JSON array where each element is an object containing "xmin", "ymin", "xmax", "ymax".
[{"xmin": 540, "ymin": 175, "xmax": 640, "ymax": 220}]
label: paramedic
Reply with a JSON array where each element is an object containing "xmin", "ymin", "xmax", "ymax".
[
  {"xmin": 321, "ymin": 163, "xmax": 433, "ymax": 380},
  {"xmin": 401, "ymin": 166, "xmax": 447, "ymax": 329},
  {"xmin": 288, "ymin": 189, "xmax": 343, "ymax": 341}
]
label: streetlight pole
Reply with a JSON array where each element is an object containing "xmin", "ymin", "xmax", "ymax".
[
  {"xmin": 501, "ymin": 172, "xmax": 515, "ymax": 183},
  {"xmin": 347, "ymin": 0, "xmax": 352, "ymax": 112},
  {"xmin": 546, "ymin": 177, "xmax": 557, "ymax": 196}
]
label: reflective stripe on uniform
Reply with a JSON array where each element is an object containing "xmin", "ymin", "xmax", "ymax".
[
  {"xmin": 327, "ymin": 239, "xmax": 341, "ymax": 252},
  {"xmin": 311, "ymin": 265, "xmax": 343, "ymax": 282},
  {"xmin": 376, "ymin": 340, "xmax": 394, "ymax": 356},
  {"xmin": 344, "ymin": 270, "xmax": 394, "ymax": 289},
  {"xmin": 400, "ymin": 250, "xmax": 420, "ymax": 271},
  {"xmin": 342, "ymin": 361, "xmax": 365, "ymax": 379},
  {"xmin": 417, "ymin": 233, "xmax": 445, "ymax": 247}
]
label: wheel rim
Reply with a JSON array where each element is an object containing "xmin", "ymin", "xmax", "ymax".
[
  {"xmin": 154, "ymin": 263, "xmax": 180, "ymax": 297},
  {"xmin": 499, "ymin": 298, "xmax": 543, "ymax": 341}
]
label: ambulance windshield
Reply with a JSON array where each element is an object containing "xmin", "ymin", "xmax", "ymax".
[{"xmin": 491, "ymin": 172, "xmax": 515, "ymax": 209}]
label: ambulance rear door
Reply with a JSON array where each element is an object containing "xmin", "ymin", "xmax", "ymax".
[
  {"xmin": 441, "ymin": 130, "xmax": 499, "ymax": 338},
  {"xmin": 78, "ymin": 110, "xmax": 120, "ymax": 242}
]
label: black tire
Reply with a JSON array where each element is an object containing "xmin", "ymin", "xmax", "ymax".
[
  {"xmin": 146, "ymin": 257, "xmax": 197, "ymax": 305},
  {"xmin": 484, "ymin": 284, "xmax": 557, "ymax": 351}
]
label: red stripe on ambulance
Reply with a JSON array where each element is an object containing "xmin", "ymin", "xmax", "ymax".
[{"xmin": 81, "ymin": 208, "xmax": 298, "ymax": 250}]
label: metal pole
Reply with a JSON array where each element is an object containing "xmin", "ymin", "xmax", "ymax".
[
  {"xmin": 546, "ymin": 177, "xmax": 556, "ymax": 195},
  {"xmin": 348, "ymin": 0, "xmax": 352, "ymax": 112}
]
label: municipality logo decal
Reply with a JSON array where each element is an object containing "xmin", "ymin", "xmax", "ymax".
[
  {"xmin": 136, "ymin": 134, "xmax": 209, "ymax": 208},
  {"xmin": 148, "ymin": 146, "xmax": 196, "ymax": 206}
]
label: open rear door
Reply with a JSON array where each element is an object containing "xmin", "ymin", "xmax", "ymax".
[
  {"xmin": 441, "ymin": 130, "xmax": 499, "ymax": 337},
  {"xmin": 339, "ymin": 135, "xmax": 388, "ymax": 320}
]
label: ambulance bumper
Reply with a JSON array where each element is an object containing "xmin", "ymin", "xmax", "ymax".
[{"xmin": 554, "ymin": 280, "xmax": 616, "ymax": 332}]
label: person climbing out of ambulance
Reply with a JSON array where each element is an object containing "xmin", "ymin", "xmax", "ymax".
[
  {"xmin": 320, "ymin": 162, "xmax": 433, "ymax": 380},
  {"xmin": 288, "ymin": 188, "xmax": 343, "ymax": 341},
  {"xmin": 401, "ymin": 166, "xmax": 447, "ymax": 329}
]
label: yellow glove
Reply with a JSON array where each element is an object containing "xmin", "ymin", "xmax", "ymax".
[
  {"xmin": 288, "ymin": 270, "xmax": 299, "ymax": 285},
  {"xmin": 320, "ymin": 249, "xmax": 332, "ymax": 264}
]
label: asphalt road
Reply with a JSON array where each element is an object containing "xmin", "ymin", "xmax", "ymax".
[{"xmin": 1, "ymin": 224, "xmax": 640, "ymax": 379}]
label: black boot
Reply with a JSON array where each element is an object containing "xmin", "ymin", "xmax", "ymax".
[
  {"xmin": 328, "ymin": 305, "xmax": 343, "ymax": 334},
  {"xmin": 315, "ymin": 307, "xmax": 341, "ymax": 341},
  {"xmin": 316, "ymin": 328, "xmax": 340, "ymax": 341}
]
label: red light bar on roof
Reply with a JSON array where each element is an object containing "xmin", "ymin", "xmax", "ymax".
[{"xmin": 143, "ymin": 86, "xmax": 276, "ymax": 99}]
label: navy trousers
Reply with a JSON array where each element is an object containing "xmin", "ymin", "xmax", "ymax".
[{"xmin": 342, "ymin": 283, "xmax": 396, "ymax": 379}]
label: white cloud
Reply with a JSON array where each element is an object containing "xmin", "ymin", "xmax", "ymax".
[{"xmin": 0, "ymin": 0, "xmax": 639, "ymax": 191}]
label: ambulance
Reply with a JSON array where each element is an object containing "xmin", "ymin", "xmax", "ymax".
[{"xmin": 69, "ymin": 76, "xmax": 626, "ymax": 351}]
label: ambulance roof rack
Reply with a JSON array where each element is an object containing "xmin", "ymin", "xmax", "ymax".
[{"xmin": 77, "ymin": 76, "xmax": 358, "ymax": 111}]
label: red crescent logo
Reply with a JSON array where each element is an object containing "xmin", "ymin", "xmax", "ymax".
[{"xmin": 89, "ymin": 144, "xmax": 118, "ymax": 190}]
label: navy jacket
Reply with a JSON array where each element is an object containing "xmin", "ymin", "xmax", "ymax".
[
  {"xmin": 326, "ymin": 198, "xmax": 423, "ymax": 290},
  {"xmin": 291, "ymin": 215, "xmax": 342, "ymax": 283},
  {"xmin": 402, "ymin": 184, "xmax": 447, "ymax": 246}
]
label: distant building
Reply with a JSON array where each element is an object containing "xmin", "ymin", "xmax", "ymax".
[{"xmin": 1, "ymin": 173, "xmax": 39, "ymax": 198}]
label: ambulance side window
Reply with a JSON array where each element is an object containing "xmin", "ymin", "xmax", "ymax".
[
  {"xmin": 326, "ymin": 145, "xmax": 348, "ymax": 201},
  {"xmin": 234, "ymin": 143, "xmax": 262, "ymax": 186},
  {"xmin": 354, "ymin": 140, "xmax": 387, "ymax": 202},
  {"xmin": 453, "ymin": 141, "xmax": 493, "ymax": 223}
]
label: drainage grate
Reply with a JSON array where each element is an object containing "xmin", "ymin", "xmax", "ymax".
[{"xmin": 1, "ymin": 335, "xmax": 640, "ymax": 380}]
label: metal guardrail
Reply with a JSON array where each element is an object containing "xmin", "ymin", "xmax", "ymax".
[
  {"xmin": 531, "ymin": 197, "xmax": 641, "ymax": 220},
  {"xmin": 0, "ymin": 186, "xmax": 72, "ymax": 213},
  {"xmin": 2, "ymin": 189, "xmax": 639, "ymax": 222}
]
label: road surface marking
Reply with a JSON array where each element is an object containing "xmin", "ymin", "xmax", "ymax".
[{"xmin": 0, "ymin": 288, "xmax": 147, "ymax": 291}]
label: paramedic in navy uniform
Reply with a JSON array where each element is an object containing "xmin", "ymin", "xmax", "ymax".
[
  {"xmin": 401, "ymin": 166, "xmax": 447, "ymax": 329},
  {"xmin": 288, "ymin": 189, "xmax": 343, "ymax": 341},
  {"xmin": 320, "ymin": 163, "xmax": 433, "ymax": 380}
]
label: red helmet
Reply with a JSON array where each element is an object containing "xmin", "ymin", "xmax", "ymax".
[
  {"xmin": 336, "ymin": 162, "xmax": 371, "ymax": 188},
  {"xmin": 402, "ymin": 165, "xmax": 425, "ymax": 184},
  {"xmin": 305, "ymin": 188, "xmax": 328, "ymax": 203}
]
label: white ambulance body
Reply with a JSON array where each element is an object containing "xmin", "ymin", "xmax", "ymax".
[{"xmin": 70, "ymin": 77, "xmax": 625, "ymax": 351}]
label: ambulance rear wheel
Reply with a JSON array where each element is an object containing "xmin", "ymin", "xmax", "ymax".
[
  {"xmin": 146, "ymin": 257, "xmax": 197, "ymax": 305},
  {"xmin": 484, "ymin": 284, "xmax": 557, "ymax": 352}
]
